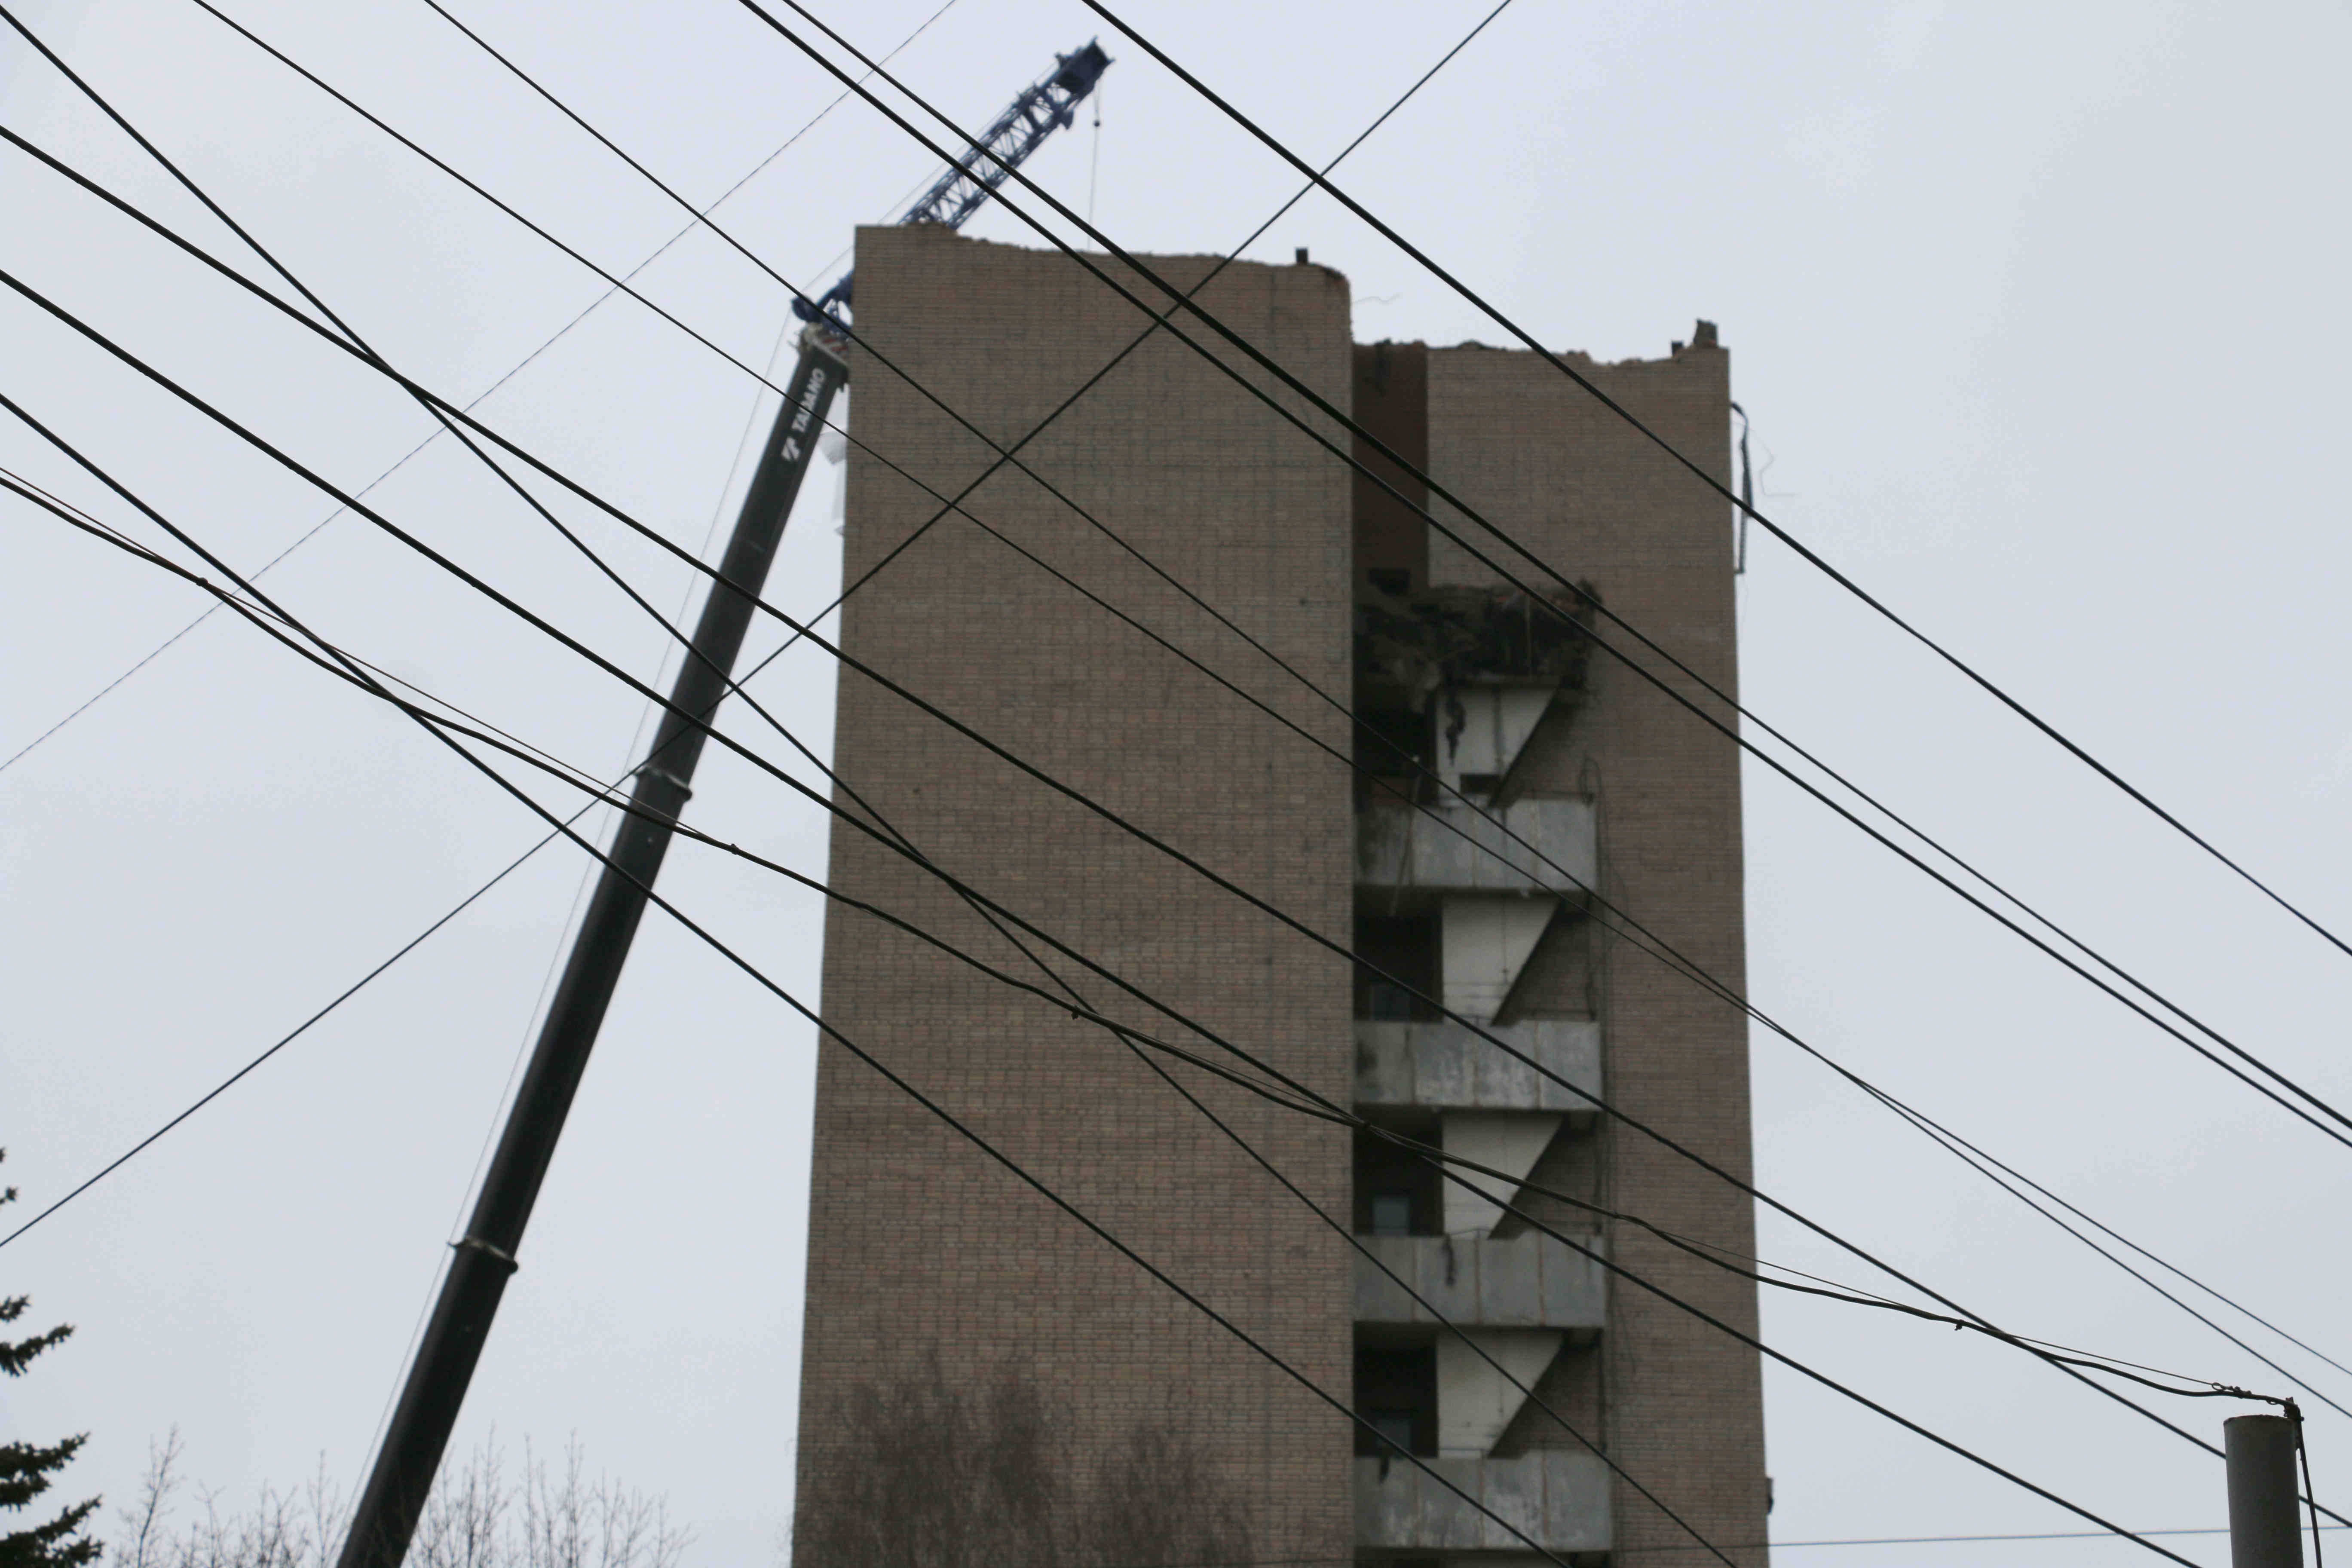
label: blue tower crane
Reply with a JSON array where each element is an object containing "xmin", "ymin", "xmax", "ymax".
[{"xmin": 332, "ymin": 41, "xmax": 1109, "ymax": 1568}]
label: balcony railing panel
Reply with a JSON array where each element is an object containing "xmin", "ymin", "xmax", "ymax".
[
  {"xmin": 1353, "ymin": 1233, "xmax": 1605, "ymax": 1329},
  {"xmin": 1356, "ymin": 1020, "xmax": 1599, "ymax": 1111},
  {"xmin": 1354, "ymin": 1451, "xmax": 1610, "ymax": 1553},
  {"xmin": 1357, "ymin": 799, "xmax": 1597, "ymax": 895}
]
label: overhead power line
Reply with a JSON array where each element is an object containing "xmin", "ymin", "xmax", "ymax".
[
  {"xmin": 300, "ymin": 5, "xmax": 2352, "ymax": 1422},
  {"xmin": 10, "ymin": 291, "xmax": 2320, "ymax": 1533},
  {"xmin": 6, "ymin": 458, "xmax": 2264, "ymax": 1450},
  {"xmin": 8, "ymin": 438, "xmax": 1595, "ymax": 1568},
  {"xmin": 0, "ymin": 0, "xmax": 963, "ymax": 780},
  {"xmin": 251, "ymin": 0, "xmax": 2352, "ymax": 1415},
  {"xmin": 8, "ymin": 18, "xmax": 2334, "ymax": 1498},
  {"xmin": 64, "ymin": 0, "xmax": 2326, "ymax": 1419},
  {"xmin": 0, "ymin": 0, "xmax": 1504, "ymax": 1261},
  {"xmin": 149, "ymin": 0, "xmax": 2347, "ymax": 1158},
  {"xmin": 37, "ymin": 430, "xmax": 2276, "ymax": 1439},
  {"xmin": 5, "ymin": 227, "xmax": 2312, "ymax": 1488},
  {"xmin": 703, "ymin": 0, "xmax": 2352, "ymax": 1155},
  {"xmin": 1075, "ymin": 0, "xmax": 2352, "ymax": 977},
  {"xmin": 9, "ymin": 3, "xmax": 2333, "ymax": 1542},
  {"xmin": 34, "ymin": 82, "xmax": 2342, "ymax": 1448},
  {"xmin": 26, "ymin": 444, "xmax": 2220, "ymax": 1568}
]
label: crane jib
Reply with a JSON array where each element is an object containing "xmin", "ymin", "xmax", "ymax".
[
  {"xmin": 334, "ymin": 38, "xmax": 1104, "ymax": 1568},
  {"xmin": 792, "ymin": 38, "xmax": 1110, "ymax": 327}
]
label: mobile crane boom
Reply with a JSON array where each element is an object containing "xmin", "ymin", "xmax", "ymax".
[{"xmin": 334, "ymin": 42, "xmax": 1108, "ymax": 1568}]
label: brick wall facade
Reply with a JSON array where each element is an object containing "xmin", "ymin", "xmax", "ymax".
[
  {"xmin": 1426, "ymin": 334, "xmax": 1769, "ymax": 1563},
  {"xmin": 793, "ymin": 224, "xmax": 1764, "ymax": 1567},
  {"xmin": 793, "ymin": 226, "xmax": 1358, "ymax": 1560}
]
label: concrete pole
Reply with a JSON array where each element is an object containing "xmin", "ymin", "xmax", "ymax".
[{"xmin": 2226, "ymin": 1413, "xmax": 2305, "ymax": 1568}]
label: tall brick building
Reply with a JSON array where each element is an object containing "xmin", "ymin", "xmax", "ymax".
[{"xmin": 792, "ymin": 224, "xmax": 1765, "ymax": 1568}]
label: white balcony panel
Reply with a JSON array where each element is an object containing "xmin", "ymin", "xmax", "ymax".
[
  {"xmin": 1352, "ymin": 1233, "xmax": 1606, "ymax": 1329},
  {"xmin": 1439, "ymin": 1330, "xmax": 1563, "ymax": 1455},
  {"xmin": 1355, "ymin": 1020, "xmax": 1601, "ymax": 1111},
  {"xmin": 1442, "ymin": 897, "xmax": 1554, "ymax": 1021},
  {"xmin": 1355, "ymin": 1451, "xmax": 1610, "ymax": 1554},
  {"xmin": 1442, "ymin": 1113, "xmax": 1562, "ymax": 1238},
  {"xmin": 1357, "ymin": 799, "xmax": 1597, "ymax": 895},
  {"xmin": 1437, "ymin": 685, "xmax": 1554, "ymax": 791}
]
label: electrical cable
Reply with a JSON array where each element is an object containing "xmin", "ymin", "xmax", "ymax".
[
  {"xmin": 1891, "ymin": 1097, "xmax": 2352, "ymax": 1385},
  {"xmin": 2303, "ymin": 1405, "xmax": 2328, "ymax": 1568},
  {"xmin": 64, "ymin": 0, "xmax": 2343, "ymax": 1448},
  {"xmin": 11, "ymin": 469, "xmax": 2243, "ymax": 1435},
  {"xmin": 161, "ymin": 0, "xmax": 2352, "ymax": 1298},
  {"xmin": 0, "ymin": 0, "xmax": 1510, "ymax": 1254},
  {"xmin": 1076, "ymin": 0, "xmax": 2352, "ymax": 978},
  {"xmin": 714, "ymin": 0, "xmax": 2352, "ymax": 1155},
  {"xmin": 31, "ymin": 431, "xmax": 2321, "ymax": 1550},
  {"xmin": 165, "ymin": 0, "xmax": 2295, "ymax": 1298},
  {"xmin": 21, "ymin": 456, "xmax": 2216, "ymax": 1568},
  {"xmin": 0, "ymin": 472, "xmax": 832, "ymax": 1257},
  {"xmin": 141, "ymin": 2, "xmax": 2352, "ymax": 1419},
  {"xmin": 11, "ymin": 32, "xmax": 2336, "ymax": 1478},
  {"xmin": 10, "ymin": 246, "xmax": 2319, "ymax": 1501},
  {"xmin": 6, "ymin": 442, "xmax": 1596, "ymax": 1568},
  {"xmin": 0, "ymin": 0, "xmax": 961, "ymax": 780},
  {"xmin": 1843, "ymin": 1067, "xmax": 2352, "ymax": 1420},
  {"xmin": 267, "ymin": 6, "xmax": 2352, "ymax": 1448}
]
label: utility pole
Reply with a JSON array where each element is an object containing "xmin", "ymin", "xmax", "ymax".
[
  {"xmin": 334, "ymin": 323, "xmax": 848, "ymax": 1568},
  {"xmin": 2226, "ymin": 1409, "xmax": 2306, "ymax": 1568}
]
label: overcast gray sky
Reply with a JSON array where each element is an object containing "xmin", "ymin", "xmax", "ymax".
[{"xmin": 5, "ymin": 0, "xmax": 2351, "ymax": 1562}]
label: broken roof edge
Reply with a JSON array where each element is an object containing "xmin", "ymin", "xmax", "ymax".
[
  {"xmin": 1361, "ymin": 319, "xmax": 1724, "ymax": 369},
  {"xmin": 853, "ymin": 220, "xmax": 1346, "ymax": 282}
]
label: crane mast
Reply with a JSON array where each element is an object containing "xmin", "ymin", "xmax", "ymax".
[{"xmin": 333, "ymin": 41, "xmax": 1108, "ymax": 1568}]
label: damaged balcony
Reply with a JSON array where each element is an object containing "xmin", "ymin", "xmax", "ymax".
[
  {"xmin": 1355, "ymin": 1451, "xmax": 1611, "ymax": 1555},
  {"xmin": 1356, "ymin": 582, "xmax": 1597, "ymax": 711}
]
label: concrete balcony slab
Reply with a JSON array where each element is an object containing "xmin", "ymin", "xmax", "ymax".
[
  {"xmin": 1355, "ymin": 1451, "xmax": 1610, "ymax": 1554},
  {"xmin": 1353, "ymin": 1233, "xmax": 1605, "ymax": 1329},
  {"xmin": 1356, "ymin": 1020, "xmax": 1600, "ymax": 1111},
  {"xmin": 1357, "ymin": 799, "xmax": 1596, "ymax": 895}
]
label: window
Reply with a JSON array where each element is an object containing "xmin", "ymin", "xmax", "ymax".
[
  {"xmin": 1354, "ymin": 1341, "xmax": 1436, "ymax": 1457},
  {"xmin": 1354, "ymin": 913, "xmax": 1439, "ymax": 1021},
  {"xmin": 1354, "ymin": 1122, "xmax": 1440, "ymax": 1235}
]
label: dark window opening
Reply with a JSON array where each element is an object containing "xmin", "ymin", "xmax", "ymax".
[
  {"xmin": 1353, "ymin": 704, "xmax": 1434, "ymax": 806},
  {"xmin": 1355, "ymin": 914, "xmax": 1440, "ymax": 1022},
  {"xmin": 1354, "ymin": 1121, "xmax": 1442, "ymax": 1235},
  {"xmin": 1354, "ymin": 1341, "xmax": 1437, "ymax": 1457},
  {"xmin": 1456, "ymin": 771, "xmax": 1501, "ymax": 798}
]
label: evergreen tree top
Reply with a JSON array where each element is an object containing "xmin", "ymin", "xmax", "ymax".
[{"xmin": 0, "ymin": 1152, "xmax": 100, "ymax": 1568}]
